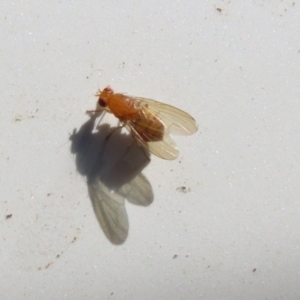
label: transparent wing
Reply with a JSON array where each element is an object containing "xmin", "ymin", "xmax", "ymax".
[
  {"xmin": 126, "ymin": 124, "xmax": 179, "ymax": 160},
  {"xmin": 147, "ymin": 135, "xmax": 179, "ymax": 160},
  {"xmin": 132, "ymin": 96, "xmax": 198, "ymax": 135}
]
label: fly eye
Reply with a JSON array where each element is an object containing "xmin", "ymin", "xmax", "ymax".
[
  {"xmin": 104, "ymin": 87, "xmax": 113, "ymax": 93},
  {"xmin": 98, "ymin": 98, "xmax": 106, "ymax": 107}
]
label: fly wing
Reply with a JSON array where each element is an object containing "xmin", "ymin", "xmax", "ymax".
[
  {"xmin": 147, "ymin": 134, "xmax": 179, "ymax": 160},
  {"xmin": 132, "ymin": 97, "xmax": 198, "ymax": 136},
  {"xmin": 126, "ymin": 123, "xmax": 179, "ymax": 160}
]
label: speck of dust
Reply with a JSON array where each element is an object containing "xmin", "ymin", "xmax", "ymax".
[
  {"xmin": 176, "ymin": 186, "xmax": 191, "ymax": 193},
  {"xmin": 5, "ymin": 214, "xmax": 12, "ymax": 219}
]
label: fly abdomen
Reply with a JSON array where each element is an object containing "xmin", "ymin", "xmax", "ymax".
[{"xmin": 132, "ymin": 108, "xmax": 164, "ymax": 142}]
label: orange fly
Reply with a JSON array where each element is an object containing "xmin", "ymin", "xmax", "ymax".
[{"xmin": 90, "ymin": 86, "xmax": 198, "ymax": 160}]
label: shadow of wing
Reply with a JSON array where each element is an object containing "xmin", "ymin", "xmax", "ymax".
[
  {"xmin": 119, "ymin": 173, "xmax": 154, "ymax": 207},
  {"xmin": 88, "ymin": 178, "xmax": 129, "ymax": 245}
]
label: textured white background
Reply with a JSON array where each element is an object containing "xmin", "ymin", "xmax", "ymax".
[{"xmin": 1, "ymin": 1, "xmax": 300, "ymax": 299}]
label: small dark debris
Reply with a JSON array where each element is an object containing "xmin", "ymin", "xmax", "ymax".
[
  {"xmin": 45, "ymin": 262, "xmax": 52, "ymax": 269},
  {"xmin": 173, "ymin": 254, "xmax": 178, "ymax": 259},
  {"xmin": 47, "ymin": 193, "xmax": 51, "ymax": 197},
  {"xmin": 14, "ymin": 115, "xmax": 22, "ymax": 122},
  {"xmin": 5, "ymin": 214, "xmax": 12, "ymax": 219},
  {"xmin": 176, "ymin": 186, "xmax": 191, "ymax": 193},
  {"xmin": 216, "ymin": 7, "xmax": 222, "ymax": 12},
  {"xmin": 253, "ymin": 268, "xmax": 256, "ymax": 272}
]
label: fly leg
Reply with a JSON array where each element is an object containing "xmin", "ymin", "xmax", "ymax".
[
  {"xmin": 140, "ymin": 146, "xmax": 151, "ymax": 161},
  {"xmin": 105, "ymin": 122, "xmax": 126, "ymax": 142},
  {"xmin": 127, "ymin": 125, "xmax": 151, "ymax": 161},
  {"xmin": 131, "ymin": 134, "xmax": 151, "ymax": 161},
  {"xmin": 86, "ymin": 109, "xmax": 103, "ymax": 117}
]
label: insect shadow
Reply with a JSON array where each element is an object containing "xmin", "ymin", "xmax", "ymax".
[{"xmin": 70, "ymin": 114, "xmax": 154, "ymax": 245}]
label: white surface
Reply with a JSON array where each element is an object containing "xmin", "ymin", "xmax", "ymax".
[{"xmin": 1, "ymin": 1, "xmax": 300, "ymax": 299}]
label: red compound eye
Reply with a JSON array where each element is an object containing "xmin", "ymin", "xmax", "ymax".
[
  {"xmin": 104, "ymin": 86, "xmax": 113, "ymax": 93},
  {"xmin": 98, "ymin": 98, "xmax": 106, "ymax": 107}
]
